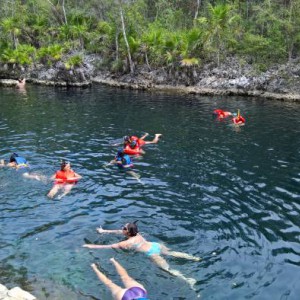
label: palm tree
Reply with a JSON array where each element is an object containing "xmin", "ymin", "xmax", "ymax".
[{"xmin": 198, "ymin": 3, "xmax": 237, "ymax": 65}]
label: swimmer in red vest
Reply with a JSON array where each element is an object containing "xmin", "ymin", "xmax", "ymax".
[
  {"xmin": 213, "ymin": 109, "xmax": 232, "ymax": 119},
  {"xmin": 232, "ymin": 109, "xmax": 245, "ymax": 125},
  {"xmin": 123, "ymin": 133, "xmax": 162, "ymax": 155},
  {"xmin": 47, "ymin": 160, "xmax": 82, "ymax": 199}
]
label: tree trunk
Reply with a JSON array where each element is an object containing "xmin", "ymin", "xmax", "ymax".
[
  {"xmin": 115, "ymin": 30, "xmax": 119, "ymax": 61},
  {"xmin": 62, "ymin": 0, "xmax": 68, "ymax": 25},
  {"xmin": 118, "ymin": 0, "xmax": 134, "ymax": 74},
  {"xmin": 194, "ymin": 0, "xmax": 201, "ymax": 21}
]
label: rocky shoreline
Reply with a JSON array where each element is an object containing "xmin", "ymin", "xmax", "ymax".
[{"xmin": 1, "ymin": 56, "xmax": 300, "ymax": 102}]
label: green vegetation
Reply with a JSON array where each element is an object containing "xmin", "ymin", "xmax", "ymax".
[{"xmin": 1, "ymin": 0, "xmax": 300, "ymax": 72}]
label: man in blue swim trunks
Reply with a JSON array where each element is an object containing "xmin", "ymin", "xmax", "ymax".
[
  {"xmin": 91, "ymin": 258, "xmax": 149, "ymax": 300},
  {"xmin": 0, "ymin": 153, "xmax": 45, "ymax": 181}
]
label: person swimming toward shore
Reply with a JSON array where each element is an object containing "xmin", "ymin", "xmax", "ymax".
[
  {"xmin": 83, "ymin": 221, "xmax": 200, "ymax": 287},
  {"xmin": 91, "ymin": 258, "xmax": 149, "ymax": 300}
]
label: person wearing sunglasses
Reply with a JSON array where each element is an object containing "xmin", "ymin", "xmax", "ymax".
[
  {"xmin": 47, "ymin": 160, "xmax": 82, "ymax": 199},
  {"xmin": 91, "ymin": 258, "xmax": 149, "ymax": 300},
  {"xmin": 83, "ymin": 221, "xmax": 200, "ymax": 287}
]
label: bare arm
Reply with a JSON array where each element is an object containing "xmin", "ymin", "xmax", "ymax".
[
  {"xmin": 83, "ymin": 243, "xmax": 118, "ymax": 249},
  {"xmin": 72, "ymin": 172, "xmax": 82, "ymax": 180},
  {"xmin": 97, "ymin": 226, "xmax": 123, "ymax": 234},
  {"xmin": 83, "ymin": 239, "xmax": 132, "ymax": 250}
]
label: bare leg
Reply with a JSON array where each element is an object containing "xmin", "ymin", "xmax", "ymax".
[
  {"xmin": 151, "ymin": 255, "xmax": 197, "ymax": 288},
  {"xmin": 110, "ymin": 258, "xmax": 145, "ymax": 290},
  {"xmin": 57, "ymin": 184, "xmax": 73, "ymax": 199},
  {"xmin": 126, "ymin": 170, "xmax": 142, "ymax": 183},
  {"xmin": 140, "ymin": 133, "xmax": 149, "ymax": 140},
  {"xmin": 160, "ymin": 245, "xmax": 201, "ymax": 261},
  {"xmin": 22, "ymin": 172, "xmax": 47, "ymax": 182},
  {"xmin": 47, "ymin": 185, "xmax": 61, "ymax": 198},
  {"xmin": 144, "ymin": 133, "xmax": 162, "ymax": 144},
  {"xmin": 91, "ymin": 263, "xmax": 125, "ymax": 300}
]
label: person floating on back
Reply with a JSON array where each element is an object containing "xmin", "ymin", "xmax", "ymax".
[
  {"xmin": 47, "ymin": 160, "xmax": 82, "ymax": 199},
  {"xmin": 232, "ymin": 109, "xmax": 245, "ymax": 125},
  {"xmin": 91, "ymin": 258, "xmax": 149, "ymax": 300},
  {"xmin": 0, "ymin": 153, "xmax": 44, "ymax": 181}
]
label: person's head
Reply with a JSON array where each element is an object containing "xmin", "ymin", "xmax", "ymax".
[
  {"xmin": 10, "ymin": 153, "xmax": 19, "ymax": 163},
  {"xmin": 122, "ymin": 221, "xmax": 139, "ymax": 237},
  {"xmin": 130, "ymin": 140, "xmax": 137, "ymax": 148},
  {"xmin": 123, "ymin": 135, "xmax": 131, "ymax": 143},
  {"xmin": 117, "ymin": 149, "xmax": 124, "ymax": 158},
  {"xmin": 61, "ymin": 159, "xmax": 71, "ymax": 171}
]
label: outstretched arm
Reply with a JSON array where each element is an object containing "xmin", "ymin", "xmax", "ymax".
[
  {"xmin": 83, "ymin": 243, "xmax": 118, "ymax": 249},
  {"xmin": 97, "ymin": 226, "xmax": 123, "ymax": 234},
  {"xmin": 83, "ymin": 239, "xmax": 131, "ymax": 250}
]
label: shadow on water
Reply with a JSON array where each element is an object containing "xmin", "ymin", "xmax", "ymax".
[{"xmin": 0, "ymin": 85, "xmax": 300, "ymax": 299}]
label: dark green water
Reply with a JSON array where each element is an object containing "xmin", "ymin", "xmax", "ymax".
[{"xmin": 0, "ymin": 85, "xmax": 299, "ymax": 299}]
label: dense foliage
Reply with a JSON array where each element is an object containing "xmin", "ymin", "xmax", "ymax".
[{"xmin": 1, "ymin": 0, "xmax": 300, "ymax": 72}]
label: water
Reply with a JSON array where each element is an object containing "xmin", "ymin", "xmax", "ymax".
[{"xmin": 0, "ymin": 85, "xmax": 299, "ymax": 299}]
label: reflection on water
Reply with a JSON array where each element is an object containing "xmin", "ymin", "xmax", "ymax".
[{"xmin": 0, "ymin": 85, "xmax": 300, "ymax": 299}]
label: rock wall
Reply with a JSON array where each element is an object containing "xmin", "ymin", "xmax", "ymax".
[{"xmin": 1, "ymin": 56, "xmax": 300, "ymax": 102}]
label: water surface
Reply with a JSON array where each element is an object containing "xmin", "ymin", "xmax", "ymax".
[{"xmin": 0, "ymin": 85, "xmax": 300, "ymax": 299}]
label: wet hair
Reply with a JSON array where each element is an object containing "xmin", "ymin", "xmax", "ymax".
[
  {"xmin": 60, "ymin": 159, "xmax": 70, "ymax": 170},
  {"xmin": 10, "ymin": 153, "xmax": 19, "ymax": 163},
  {"xmin": 117, "ymin": 149, "xmax": 124, "ymax": 157},
  {"xmin": 123, "ymin": 135, "xmax": 130, "ymax": 141},
  {"xmin": 125, "ymin": 220, "xmax": 139, "ymax": 237}
]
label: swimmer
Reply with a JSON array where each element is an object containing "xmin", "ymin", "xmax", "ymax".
[
  {"xmin": 106, "ymin": 149, "xmax": 141, "ymax": 183},
  {"xmin": 0, "ymin": 153, "xmax": 45, "ymax": 181},
  {"xmin": 124, "ymin": 133, "xmax": 162, "ymax": 148},
  {"xmin": 232, "ymin": 109, "xmax": 245, "ymax": 125},
  {"xmin": 91, "ymin": 258, "xmax": 149, "ymax": 300},
  {"xmin": 16, "ymin": 77, "xmax": 26, "ymax": 89},
  {"xmin": 110, "ymin": 149, "xmax": 134, "ymax": 169},
  {"xmin": 47, "ymin": 160, "xmax": 82, "ymax": 199},
  {"xmin": 83, "ymin": 221, "xmax": 200, "ymax": 287},
  {"xmin": 213, "ymin": 109, "xmax": 232, "ymax": 119}
]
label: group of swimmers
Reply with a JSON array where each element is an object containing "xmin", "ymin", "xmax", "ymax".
[
  {"xmin": 1, "ymin": 133, "xmax": 202, "ymax": 299},
  {"xmin": 213, "ymin": 108, "xmax": 246, "ymax": 125},
  {"xmin": 0, "ymin": 153, "xmax": 82, "ymax": 199},
  {"xmin": 84, "ymin": 133, "xmax": 202, "ymax": 298},
  {"xmin": 106, "ymin": 133, "xmax": 162, "ymax": 182}
]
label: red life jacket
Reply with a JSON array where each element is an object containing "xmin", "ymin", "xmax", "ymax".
[
  {"xmin": 123, "ymin": 144, "xmax": 142, "ymax": 155},
  {"xmin": 55, "ymin": 170, "xmax": 77, "ymax": 184},
  {"xmin": 233, "ymin": 116, "xmax": 245, "ymax": 124}
]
